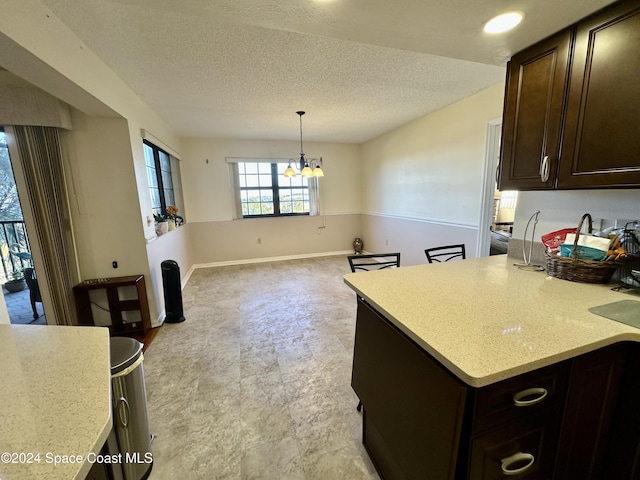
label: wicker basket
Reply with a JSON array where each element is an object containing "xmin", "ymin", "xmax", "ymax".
[{"xmin": 545, "ymin": 213, "xmax": 619, "ymax": 284}]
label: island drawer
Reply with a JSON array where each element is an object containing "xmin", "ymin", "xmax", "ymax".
[
  {"xmin": 472, "ymin": 361, "xmax": 570, "ymax": 433},
  {"xmin": 468, "ymin": 403, "xmax": 563, "ymax": 480}
]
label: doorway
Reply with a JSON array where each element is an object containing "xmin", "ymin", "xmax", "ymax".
[
  {"xmin": 478, "ymin": 120, "xmax": 518, "ymax": 257},
  {"xmin": 0, "ymin": 127, "xmax": 46, "ymax": 324}
]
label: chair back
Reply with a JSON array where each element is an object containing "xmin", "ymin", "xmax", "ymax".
[
  {"xmin": 348, "ymin": 253, "xmax": 401, "ymax": 272},
  {"xmin": 23, "ymin": 267, "xmax": 42, "ymax": 301},
  {"xmin": 424, "ymin": 244, "xmax": 466, "ymax": 264}
]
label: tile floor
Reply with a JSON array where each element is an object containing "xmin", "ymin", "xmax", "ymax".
[
  {"xmin": 3, "ymin": 287, "xmax": 47, "ymax": 324},
  {"xmin": 143, "ymin": 255, "xmax": 380, "ymax": 479}
]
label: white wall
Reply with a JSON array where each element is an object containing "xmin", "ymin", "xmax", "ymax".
[
  {"xmin": 179, "ymin": 137, "xmax": 362, "ymax": 263},
  {"xmin": 514, "ymin": 190, "xmax": 640, "ymax": 239},
  {"xmin": 359, "ymin": 83, "xmax": 506, "ymax": 265}
]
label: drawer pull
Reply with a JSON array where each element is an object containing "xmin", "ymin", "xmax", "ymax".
[
  {"xmin": 513, "ymin": 387, "xmax": 548, "ymax": 407},
  {"xmin": 501, "ymin": 452, "xmax": 535, "ymax": 475}
]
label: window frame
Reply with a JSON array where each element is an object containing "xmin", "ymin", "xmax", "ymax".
[
  {"xmin": 237, "ymin": 161, "xmax": 310, "ymax": 218},
  {"xmin": 144, "ymin": 139, "xmax": 175, "ymax": 216}
]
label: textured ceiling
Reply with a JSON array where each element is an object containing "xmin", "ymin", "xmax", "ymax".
[{"xmin": 38, "ymin": 0, "xmax": 615, "ymax": 143}]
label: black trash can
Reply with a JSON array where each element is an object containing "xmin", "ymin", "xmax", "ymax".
[{"xmin": 161, "ymin": 260, "xmax": 185, "ymax": 323}]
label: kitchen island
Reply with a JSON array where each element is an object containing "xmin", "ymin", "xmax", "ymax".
[
  {"xmin": 344, "ymin": 255, "xmax": 640, "ymax": 479},
  {"xmin": 0, "ymin": 325, "xmax": 112, "ymax": 480}
]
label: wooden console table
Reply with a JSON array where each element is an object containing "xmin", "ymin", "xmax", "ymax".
[{"xmin": 73, "ymin": 275, "xmax": 151, "ymax": 336}]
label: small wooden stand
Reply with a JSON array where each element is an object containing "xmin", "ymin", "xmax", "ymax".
[{"xmin": 73, "ymin": 275, "xmax": 151, "ymax": 337}]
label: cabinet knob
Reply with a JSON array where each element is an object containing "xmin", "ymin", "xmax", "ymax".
[
  {"xmin": 501, "ymin": 452, "xmax": 535, "ymax": 475},
  {"xmin": 513, "ymin": 387, "xmax": 548, "ymax": 406},
  {"xmin": 540, "ymin": 155, "xmax": 550, "ymax": 182}
]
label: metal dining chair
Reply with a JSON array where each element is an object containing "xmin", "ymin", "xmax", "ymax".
[
  {"xmin": 424, "ymin": 244, "xmax": 466, "ymax": 263},
  {"xmin": 23, "ymin": 267, "xmax": 42, "ymax": 319},
  {"xmin": 348, "ymin": 253, "xmax": 401, "ymax": 273},
  {"xmin": 348, "ymin": 252, "xmax": 401, "ymax": 412}
]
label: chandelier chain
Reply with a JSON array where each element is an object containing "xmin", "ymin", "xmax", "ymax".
[{"xmin": 298, "ymin": 111, "xmax": 305, "ymax": 157}]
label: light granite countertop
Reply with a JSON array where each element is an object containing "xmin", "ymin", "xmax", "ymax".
[
  {"xmin": 0, "ymin": 325, "xmax": 112, "ymax": 480},
  {"xmin": 344, "ymin": 255, "xmax": 640, "ymax": 388}
]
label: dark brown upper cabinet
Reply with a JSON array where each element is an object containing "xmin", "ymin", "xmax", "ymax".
[
  {"xmin": 498, "ymin": 0, "xmax": 640, "ymax": 191},
  {"xmin": 558, "ymin": 1, "xmax": 640, "ymax": 188},
  {"xmin": 498, "ymin": 31, "xmax": 572, "ymax": 190}
]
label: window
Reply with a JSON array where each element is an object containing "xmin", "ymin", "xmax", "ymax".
[
  {"xmin": 0, "ymin": 128, "xmax": 22, "ymax": 221},
  {"xmin": 144, "ymin": 140, "xmax": 175, "ymax": 216},
  {"xmin": 237, "ymin": 161, "xmax": 310, "ymax": 217}
]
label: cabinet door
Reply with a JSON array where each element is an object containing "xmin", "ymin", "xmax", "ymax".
[
  {"xmin": 603, "ymin": 344, "xmax": 640, "ymax": 479},
  {"xmin": 554, "ymin": 344, "xmax": 626, "ymax": 479},
  {"xmin": 352, "ymin": 298, "xmax": 468, "ymax": 480},
  {"xmin": 558, "ymin": 1, "xmax": 640, "ymax": 187},
  {"xmin": 498, "ymin": 30, "xmax": 572, "ymax": 191}
]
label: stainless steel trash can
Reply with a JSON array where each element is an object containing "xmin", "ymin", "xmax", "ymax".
[{"xmin": 110, "ymin": 337, "xmax": 153, "ymax": 480}]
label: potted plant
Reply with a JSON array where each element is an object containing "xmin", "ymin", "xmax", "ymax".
[
  {"xmin": 3, "ymin": 269, "xmax": 26, "ymax": 293},
  {"xmin": 153, "ymin": 213, "xmax": 169, "ymax": 236},
  {"xmin": 154, "ymin": 206, "xmax": 184, "ymax": 235},
  {"xmin": 164, "ymin": 205, "xmax": 183, "ymax": 230}
]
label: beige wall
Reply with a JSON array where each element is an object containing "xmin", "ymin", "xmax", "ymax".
[
  {"xmin": 62, "ymin": 110, "xmax": 148, "ymax": 280},
  {"xmin": 187, "ymin": 214, "xmax": 360, "ymax": 265},
  {"xmin": 178, "ymin": 137, "xmax": 362, "ymax": 264},
  {"xmin": 0, "ymin": 70, "xmax": 72, "ymax": 128},
  {"xmin": 359, "ymin": 83, "xmax": 506, "ymax": 265},
  {"xmin": 181, "ymin": 137, "xmax": 361, "ymax": 220}
]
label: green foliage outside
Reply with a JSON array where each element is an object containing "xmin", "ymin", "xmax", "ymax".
[
  {"xmin": 0, "ymin": 131, "xmax": 23, "ymax": 222},
  {"xmin": 241, "ymin": 192, "xmax": 308, "ymax": 216},
  {"xmin": 0, "ymin": 131, "xmax": 29, "ymax": 280}
]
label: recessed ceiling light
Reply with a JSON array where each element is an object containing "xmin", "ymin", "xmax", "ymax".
[{"xmin": 483, "ymin": 12, "xmax": 524, "ymax": 34}]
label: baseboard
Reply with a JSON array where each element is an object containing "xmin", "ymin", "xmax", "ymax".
[
  {"xmin": 181, "ymin": 264, "xmax": 196, "ymax": 289},
  {"xmin": 153, "ymin": 311, "xmax": 165, "ymax": 328}
]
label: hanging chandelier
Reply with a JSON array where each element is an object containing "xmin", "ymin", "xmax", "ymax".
[{"xmin": 284, "ymin": 111, "xmax": 324, "ymax": 178}]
